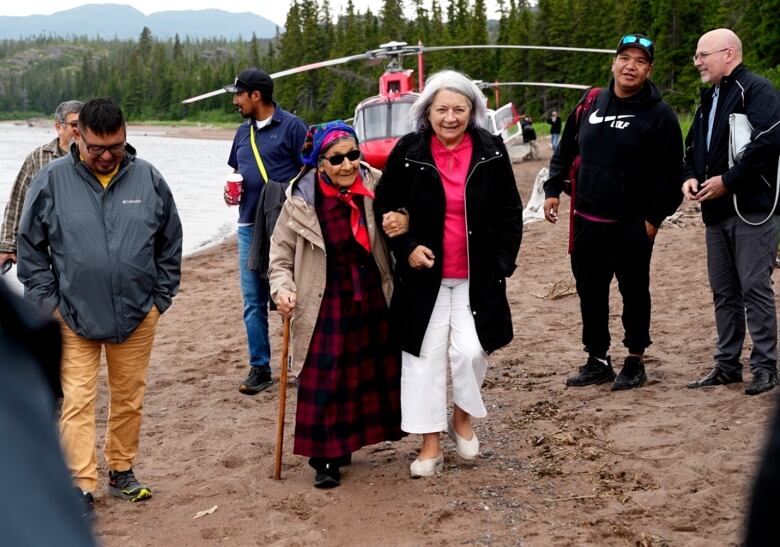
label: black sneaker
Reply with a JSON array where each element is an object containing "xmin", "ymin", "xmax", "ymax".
[
  {"xmin": 108, "ymin": 469, "xmax": 152, "ymax": 502},
  {"xmin": 745, "ymin": 370, "xmax": 778, "ymax": 396},
  {"xmin": 239, "ymin": 367, "xmax": 273, "ymax": 395},
  {"xmin": 313, "ymin": 463, "xmax": 341, "ymax": 489},
  {"xmin": 75, "ymin": 487, "xmax": 96, "ymax": 521},
  {"xmin": 566, "ymin": 356, "xmax": 616, "ymax": 387},
  {"xmin": 611, "ymin": 356, "xmax": 647, "ymax": 391}
]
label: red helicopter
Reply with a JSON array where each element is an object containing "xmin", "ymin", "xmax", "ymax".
[{"xmin": 183, "ymin": 41, "xmax": 611, "ymax": 169}]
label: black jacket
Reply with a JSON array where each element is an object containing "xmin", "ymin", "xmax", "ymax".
[
  {"xmin": 374, "ymin": 127, "xmax": 523, "ymax": 356},
  {"xmin": 545, "ymin": 79, "xmax": 683, "ymax": 227},
  {"xmin": 547, "ymin": 116, "xmax": 562, "ymax": 134},
  {"xmin": 247, "ymin": 179, "xmax": 288, "ymax": 278},
  {"xmin": 682, "ymin": 64, "xmax": 780, "ymax": 225},
  {"xmin": 0, "ymin": 281, "xmax": 96, "ymax": 546}
]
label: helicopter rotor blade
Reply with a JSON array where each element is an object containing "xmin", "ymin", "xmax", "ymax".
[
  {"xmin": 182, "ymin": 52, "xmax": 372, "ymax": 104},
  {"xmin": 479, "ymin": 81, "xmax": 591, "ymax": 90},
  {"xmin": 269, "ymin": 52, "xmax": 372, "ymax": 79},
  {"xmin": 420, "ymin": 44, "xmax": 614, "ymax": 55},
  {"xmin": 181, "ymin": 42, "xmax": 610, "ymax": 104},
  {"xmin": 181, "ymin": 88, "xmax": 228, "ymax": 104}
]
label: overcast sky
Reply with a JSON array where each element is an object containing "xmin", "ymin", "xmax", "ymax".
[{"xmin": 0, "ymin": 1, "xmax": 503, "ymax": 28}]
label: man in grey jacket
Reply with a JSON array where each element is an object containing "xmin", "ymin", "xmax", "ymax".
[{"xmin": 17, "ymin": 97, "xmax": 182, "ymax": 519}]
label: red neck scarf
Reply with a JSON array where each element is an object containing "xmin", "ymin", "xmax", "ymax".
[{"xmin": 318, "ymin": 171, "xmax": 375, "ymax": 253}]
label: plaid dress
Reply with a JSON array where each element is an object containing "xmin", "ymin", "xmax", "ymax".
[{"xmin": 293, "ymin": 187, "xmax": 403, "ymax": 459}]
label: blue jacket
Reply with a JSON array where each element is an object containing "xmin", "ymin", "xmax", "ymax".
[
  {"xmin": 227, "ymin": 103, "xmax": 308, "ymax": 223},
  {"xmin": 17, "ymin": 144, "xmax": 182, "ymax": 343}
]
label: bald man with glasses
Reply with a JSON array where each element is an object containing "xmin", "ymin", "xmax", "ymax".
[{"xmin": 683, "ymin": 29, "xmax": 780, "ymax": 395}]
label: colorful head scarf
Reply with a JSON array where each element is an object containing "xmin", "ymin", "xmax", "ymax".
[{"xmin": 300, "ymin": 120, "xmax": 359, "ymax": 167}]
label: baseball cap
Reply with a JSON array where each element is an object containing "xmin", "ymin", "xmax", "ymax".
[
  {"xmin": 616, "ymin": 34, "xmax": 654, "ymax": 63},
  {"xmin": 224, "ymin": 68, "xmax": 273, "ymax": 95}
]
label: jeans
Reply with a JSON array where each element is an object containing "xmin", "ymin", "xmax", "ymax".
[
  {"xmin": 237, "ymin": 225, "xmax": 271, "ymax": 372},
  {"xmin": 551, "ymin": 133, "xmax": 560, "ymax": 151}
]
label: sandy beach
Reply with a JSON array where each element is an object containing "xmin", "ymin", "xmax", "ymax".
[{"xmin": 58, "ymin": 133, "xmax": 779, "ymax": 546}]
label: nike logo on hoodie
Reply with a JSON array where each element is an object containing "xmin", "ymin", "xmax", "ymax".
[{"xmin": 588, "ymin": 110, "xmax": 636, "ymax": 124}]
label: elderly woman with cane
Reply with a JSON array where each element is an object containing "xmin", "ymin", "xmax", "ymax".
[
  {"xmin": 375, "ymin": 70, "xmax": 523, "ymax": 478},
  {"xmin": 268, "ymin": 121, "xmax": 405, "ymax": 488}
]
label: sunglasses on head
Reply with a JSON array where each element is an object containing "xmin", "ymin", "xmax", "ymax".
[
  {"xmin": 323, "ymin": 149, "xmax": 361, "ymax": 166},
  {"xmin": 620, "ymin": 34, "xmax": 653, "ymax": 48}
]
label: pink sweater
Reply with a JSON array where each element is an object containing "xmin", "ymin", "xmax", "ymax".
[{"xmin": 431, "ymin": 133, "xmax": 472, "ymax": 279}]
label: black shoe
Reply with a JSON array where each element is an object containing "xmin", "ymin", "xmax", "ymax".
[
  {"xmin": 335, "ymin": 453, "xmax": 352, "ymax": 467},
  {"xmin": 239, "ymin": 367, "xmax": 273, "ymax": 395},
  {"xmin": 687, "ymin": 367, "xmax": 743, "ymax": 389},
  {"xmin": 75, "ymin": 487, "xmax": 96, "ymax": 521},
  {"xmin": 566, "ymin": 356, "xmax": 616, "ymax": 387},
  {"xmin": 108, "ymin": 469, "xmax": 152, "ymax": 502},
  {"xmin": 745, "ymin": 371, "xmax": 778, "ymax": 396},
  {"xmin": 611, "ymin": 356, "xmax": 647, "ymax": 391},
  {"xmin": 313, "ymin": 463, "xmax": 341, "ymax": 489}
]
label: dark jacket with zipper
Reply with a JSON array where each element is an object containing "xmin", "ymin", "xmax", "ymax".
[
  {"xmin": 545, "ymin": 79, "xmax": 683, "ymax": 227},
  {"xmin": 682, "ymin": 64, "xmax": 780, "ymax": 226},
  {"xmin": 374, "ymin": 126, "xmax": 523, "ymax": 357},
  {"xmin": 17, "ymin": 143, "xmax": 182, "ymax": 343}
]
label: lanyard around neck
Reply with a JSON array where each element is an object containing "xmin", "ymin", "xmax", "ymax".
[{"xmin": 250, "ymin": 124, "xmax": 269, "ymax": 184}]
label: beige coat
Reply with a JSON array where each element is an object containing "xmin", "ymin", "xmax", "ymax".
[{"xmin": 268, "ymin": 163, "xmax": 393, "ymax": 376}]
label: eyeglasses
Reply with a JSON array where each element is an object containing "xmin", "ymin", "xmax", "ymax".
[
  {"xmin": 80, "ymin": 136, "xmax": 125, "ymax": 157},
  {"xmin": 693, "ymin": 48, "xmax": 731, "ymax": 62},
  {"xmin": 323, "ymin": 149, "xmax": 361, "ymax": 166},
  {"xmin": 620, "ymin": 34, "xmax": 653, "ymax": 48},
  {"xmin": 67, "ymin": 121, "xmax": 79, "ymax": 128}
]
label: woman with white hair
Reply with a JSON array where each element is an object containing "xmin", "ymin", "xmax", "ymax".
[{"xmin": 375, "ymin": 70, "xmax": 523, "ymax": 478}]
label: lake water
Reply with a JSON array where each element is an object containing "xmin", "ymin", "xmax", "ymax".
[{"xmin": 0, "ymin": 122, "xmax": 238, "ymax": 292}]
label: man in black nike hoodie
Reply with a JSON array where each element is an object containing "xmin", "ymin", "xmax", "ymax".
[{"xmin": 543, "ymin": 34, "xmax": 683, "ymax": 390}]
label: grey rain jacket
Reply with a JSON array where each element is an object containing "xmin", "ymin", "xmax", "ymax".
[{"xmin": 17, "ymin": 143, "xmax": 182, "ymax": 343}]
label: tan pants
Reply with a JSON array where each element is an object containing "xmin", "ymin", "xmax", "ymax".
[{"xmin": 59, "ymin": 307, "xmax": 159, "ymax": 493}]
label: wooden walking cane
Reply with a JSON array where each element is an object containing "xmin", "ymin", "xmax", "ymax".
[{"xmin": 274, "ymin": 317, "xmax": 291, "ymax": 480}]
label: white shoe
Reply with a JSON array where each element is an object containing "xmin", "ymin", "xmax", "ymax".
[
  {"xmin": 448, "ymin": 421, "xmax": 479, "ymax": 460},
  {"xmin": 409, "ymin": 453, "xmax": 444, "ymax": 478}
]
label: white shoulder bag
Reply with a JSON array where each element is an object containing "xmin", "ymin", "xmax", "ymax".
[{"xmin": 728, "ymin": 112, "xmax": 780, "ymax": 226}]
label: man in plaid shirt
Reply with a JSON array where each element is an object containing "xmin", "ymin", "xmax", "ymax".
[{"xmin": 0, "ymin": 100, "xmax": 83, "ymax": 267}]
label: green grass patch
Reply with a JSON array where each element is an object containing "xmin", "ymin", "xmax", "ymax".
[{"xmin": 0, "ymin": 111, "xmax": 46, "ymax": 121}]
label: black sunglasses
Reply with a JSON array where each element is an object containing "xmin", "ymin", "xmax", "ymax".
[{"xmin": 323, "ymin": 149, "xmax": 361, "ymax": 166}]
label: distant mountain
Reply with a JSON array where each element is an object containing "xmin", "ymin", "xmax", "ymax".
[{"xmin": 0, "ymin": 3, "xmax": 281, "ymax": 40}]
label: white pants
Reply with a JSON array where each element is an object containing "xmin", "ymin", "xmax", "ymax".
[{"xmin": 401, "ymin": 278, "xmax": 488, "ymax": 433}]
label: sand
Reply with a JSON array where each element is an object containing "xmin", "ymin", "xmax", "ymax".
[{"xmin": 85, "ymin": 136, "xmax": 778, "ymax": 546}]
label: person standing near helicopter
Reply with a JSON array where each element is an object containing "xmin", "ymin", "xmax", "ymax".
[
  {"xmin": 375, "ymin": 70, "xmax": 523, "ymax": 478},
  {"xmin": 223, "ymin": 68, "xmax": 308, "ymax": 395}
]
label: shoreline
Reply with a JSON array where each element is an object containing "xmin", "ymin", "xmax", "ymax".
[{"xmin": 16, "ymin": 117, "xmax": 236, "ymax": 141}]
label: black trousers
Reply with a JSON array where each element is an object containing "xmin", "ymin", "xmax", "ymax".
[{"xmin": 570, "ymin": 215, "xmax": 654, "ymax": 357}]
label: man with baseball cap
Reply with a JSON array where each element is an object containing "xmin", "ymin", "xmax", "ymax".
[
  {"xmin": 543, "ymin": 34, "xmax": 683, "ymax": 391},
  {"xmin": 224, "ymin": 68, "xmax": 308, "ymax": 395}
]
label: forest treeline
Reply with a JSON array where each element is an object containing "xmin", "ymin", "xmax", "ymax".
[{"xmin": 0, "ymin": 0, "xmax": 778, "ymax": 123}]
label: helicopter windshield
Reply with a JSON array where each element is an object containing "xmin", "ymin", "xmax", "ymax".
[{"xmin": 355, "ymin": 101, "xmax": 415, "ymax": 142}]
